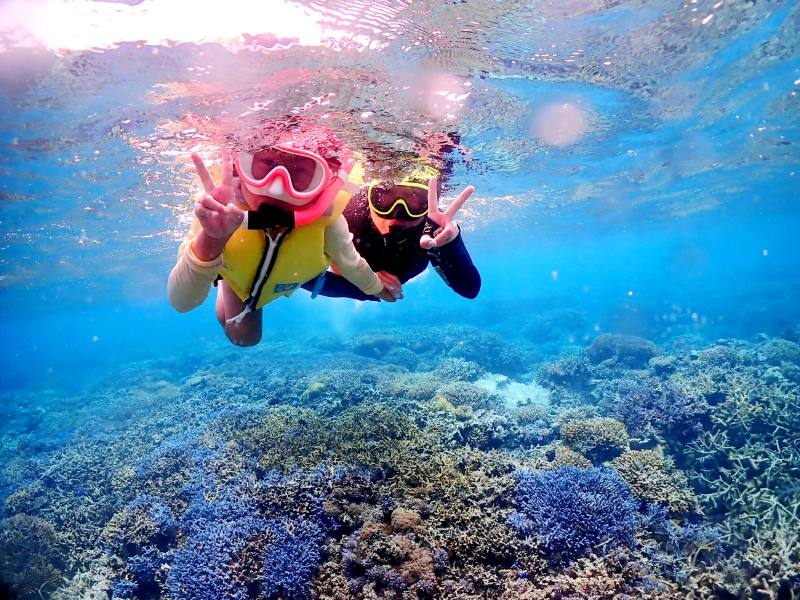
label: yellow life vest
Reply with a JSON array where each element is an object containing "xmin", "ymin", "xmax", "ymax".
[{"xmin": 219, "ymin": 163, "xmax": 364, "ymax": 308}]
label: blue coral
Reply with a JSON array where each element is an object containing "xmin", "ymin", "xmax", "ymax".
[
  {"xmin": 111, "ymin": 579, "xmax": 138, "ymax": 599},
  {"xmin": 611, "ymin": 380, "xmax": 706, "ymax": 438},
  {"xmin": 640, "ymin": 503, "xmax": 723, "ymax": 580},
  {"xmin": 181, "ymin": 482, "xmax": 259, "ymax": 537},
  {"xmin": 158, "ymin": 467, "xmax": 367, "ymax": 600},
  {"xmin": 261, "ymin": 518, "xmax": 326, "ymax": 599},
  {"xmin": 167, "ymin": 516, "xmax": 269, "ymax": 600},
  {"xmin": 509, "ymin": 466, "xmax": 639, "ymax": 562}
]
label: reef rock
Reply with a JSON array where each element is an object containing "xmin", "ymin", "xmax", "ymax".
[{"xmin": 589, "ymin": 333, "xmax": 658, "ymax": 366}]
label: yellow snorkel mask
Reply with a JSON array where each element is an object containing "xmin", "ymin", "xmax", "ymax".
[{"xmin": 367, "ymin": 163, "xmax": 441, "ymax": 221}]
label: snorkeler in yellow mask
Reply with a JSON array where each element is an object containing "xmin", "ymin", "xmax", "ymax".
[{"xmin": 302, "ymin": 160, "xmax": 480, "ymax": 301}]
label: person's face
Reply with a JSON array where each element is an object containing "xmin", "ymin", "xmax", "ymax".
[
  {"xmin": 249, "ymin": 149, "xmax": 318, "ymax": 192},
  {"xmin": 236, "ymin": 149, "xmax": 320, "ymax": 212},
  {"xmin": 238, "ymin": 183, "xmax": 317, "ymax": 212},
  {"xmin": 368, "ymin": 184, "xmax": 429, "ymax": 233},
  {"xmin": 370, "ymin": 210, "xmax": 425, "ymax": 235}
]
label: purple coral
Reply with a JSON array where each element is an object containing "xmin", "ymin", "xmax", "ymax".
[
  {"xmin": 166, "ymin": 515, "xmax": 270, "ymax": 600},
  {"xmin": 510, "ymin": 466, "xmax": 639, "ymax": 563},
  {"xmin": 611, "ymin": 381, "xmax": 707, "ymax": 438},
  {"xmin": 261, "ymin": 517, "xmax": 326, "ymax": 599}
]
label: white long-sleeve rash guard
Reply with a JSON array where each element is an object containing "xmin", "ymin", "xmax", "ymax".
[{"xmin": 167, "ymin": 214, "xmax": 383, "ymax": 313}]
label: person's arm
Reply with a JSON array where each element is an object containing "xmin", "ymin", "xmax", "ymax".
[
  {"xmin": 167, "ymin": 220, "xmax": 224, "ymax": 312},
  {"xmin": 168, "ymin": 149, "xmax": 243, "ymax": 313},
  {"xmin": 426, "ymin": 222, "xmax": 481, "ymax": 299},
  {"xmin": 323, "ymin": 215, "xmax": 384, "ymax": 296},
  {"xmin": 301, "ymin": 272, "xmax": 380, "ymax": 301}
]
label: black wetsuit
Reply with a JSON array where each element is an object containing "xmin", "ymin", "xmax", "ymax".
[{"xmin": 302, "ymin": 193, "xmax": 481, "ymax": 301}]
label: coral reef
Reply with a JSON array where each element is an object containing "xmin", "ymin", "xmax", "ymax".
[
  {"xmin": 608, "ymin": 378, "xmax": 708, "ymax": 440},
  {"xmin": 0, "ymin": 514, "xmax": 67, "ymax": 600},
  {"xmin": 446, "ymin": 328, "xmax": 525, "ymax": 376},
  {"xmin": 535, "ymin": 348, "xmax": 591, "ymax": 390},
  {"xmin": 560, "ymin": 417, "xmax": 630, "ymax": 460},
  {"xmin": 433, "ymin": 357, "xmax": 484, "ymax": 382},
  {"xmin": 436, "ymin": 381, "xmax": 499, "ymax": 411},
  {"xmin": 2, "ymin": 325, "xmax": 797, "ymax": 600},
  {"xmin": 649, "ymin": 355, "xmax": 677, "ymax": 373},
  {"xmin": 589, "ymin": 333, "xmax": 659, "ymax": 367},
  {"xmin": 610, "ymin": 450, "xmax": 696, "ymax": 513},
  {"xmin": 546, "ymin": 444, "xmax": 593, "ymax": 470},
  {"xmin": 524, "ymin": 309, "xmax": 588, "ymax": 346},
  {"xmin": 342, "ymin": 517, "xmax": 443, "ymax": 597},
  {"xmin": 509, "ymin": 466, "xmax": 639, "ymax": 563},
  {"xmin": 382, "ymin": 347, "xmax": 419, "ymax": 371}
]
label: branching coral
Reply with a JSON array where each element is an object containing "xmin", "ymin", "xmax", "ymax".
[
  {"xmin": 436, "ymin": 381, "xmax": 500, "ymax": 411},
  {"xmin": 759, "ymin": 338, "xmax": 800, "ymax": 367},
  {"xmin": 608, "ymin": 378, "xmax": 707, "ymax": 439},
  {"xmin": 343, "ymin": 516, "xmax": 445, "ymax": 597},
  {"xmin": 167, "ymin": 515, "xmax": 272, "ymax": 600},
  {"xmin": 509, "ymin": 467, "xmax": 639, "ymax": 563},
  {"xmin": 433, "ymin": 357, "xmax": 484, "ymax": 382},
  {"xmin": 105, "ymin": 494, "xmax": 179, "ymax": 554},
  {"xmin": 524, "ymin": 309, "xmax": 588, "ymax": 345},
  {"xmin": 685, "ymin": 362, "xmax": 800, "ymax": 599},
  {"xmin": 698, "ymin": 345, "xmax": 745, "ymax": 367},
  {"xmin": 545, "ymin": 444, "xmax": 592, "ymax": 470},
  {"xmin": 382, "ymin": 347, "xmax": 419, "ymax": 371},
  {"xmin": 535, "ymin": 348, "xmax": 591, "ymax": 391},
  {"xmin": 6, "ymin": 329, "xmax": 798, "ymax": 600},
  {"xmin": 445, "ymin": 328, "xmax": 525, "ymax": 376},
  {"xmin": 500, "ymin": 549, "xmax": 669, "ymax": 600}
]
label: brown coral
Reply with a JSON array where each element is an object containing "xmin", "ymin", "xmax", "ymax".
[
  {"xmin": 391, "ymin": 508, "xmax": 428, "ymax": 535},
  {"xmin": 546, "ymin": 444, "xmax": 593, "ymax": 470},
  {"xmin": 560, "ymin": 417, "xmax": 629, "ymax": 459},
  {"xmin": 610, "ymin": 450, "xmax": 697, "ymax": 513}
]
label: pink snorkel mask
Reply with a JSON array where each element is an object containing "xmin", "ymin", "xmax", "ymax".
[
  {"xmin": 235, "ymin": 143, "xmax": 356, "ymax": 228},
  {"xmin": 234, "ymin": 144, "xmax": 332, "ymax": 206}
]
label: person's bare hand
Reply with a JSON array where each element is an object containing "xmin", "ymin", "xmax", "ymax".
[
  {"xmin": 377, "ymin": 271, "xmax": 404, "ymax": 300},
  {"xmin": 420, "ymin": 176, "xmax": 474, "ymax": 249},
  {"xmin": 192, "ymin": 149, "xmax": 243, "ymax": 241},
  {"xmin": 376, "ymin": 288, "xmax": 398, "ymax": 302}
]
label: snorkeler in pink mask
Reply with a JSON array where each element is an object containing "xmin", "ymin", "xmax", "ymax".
[{"xmin": 168, "ymin": 132, "xmax": 399, "ymax": 346}]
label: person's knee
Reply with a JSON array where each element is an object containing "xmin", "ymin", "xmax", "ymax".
[{"xmin": 223, "ymin": 324, "xmax": 262, "ymax": 347}]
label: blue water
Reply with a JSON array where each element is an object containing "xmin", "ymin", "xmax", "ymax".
[{"xmin": 0, "ymin": 0, "xmax": 799, "ymax": 598}]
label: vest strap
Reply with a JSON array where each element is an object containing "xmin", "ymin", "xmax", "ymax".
[{"xmin": 241, "ymin": 205, "xmax": 296, "ymax": 313}]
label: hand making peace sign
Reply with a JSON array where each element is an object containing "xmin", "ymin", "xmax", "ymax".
[
  {"xmin": 191, "ymin": 148, "xmax": 244, "ymax": 242},
  {"xmin": 420, "ymin": 176, "xmax": 474, "ymax": 249}
]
